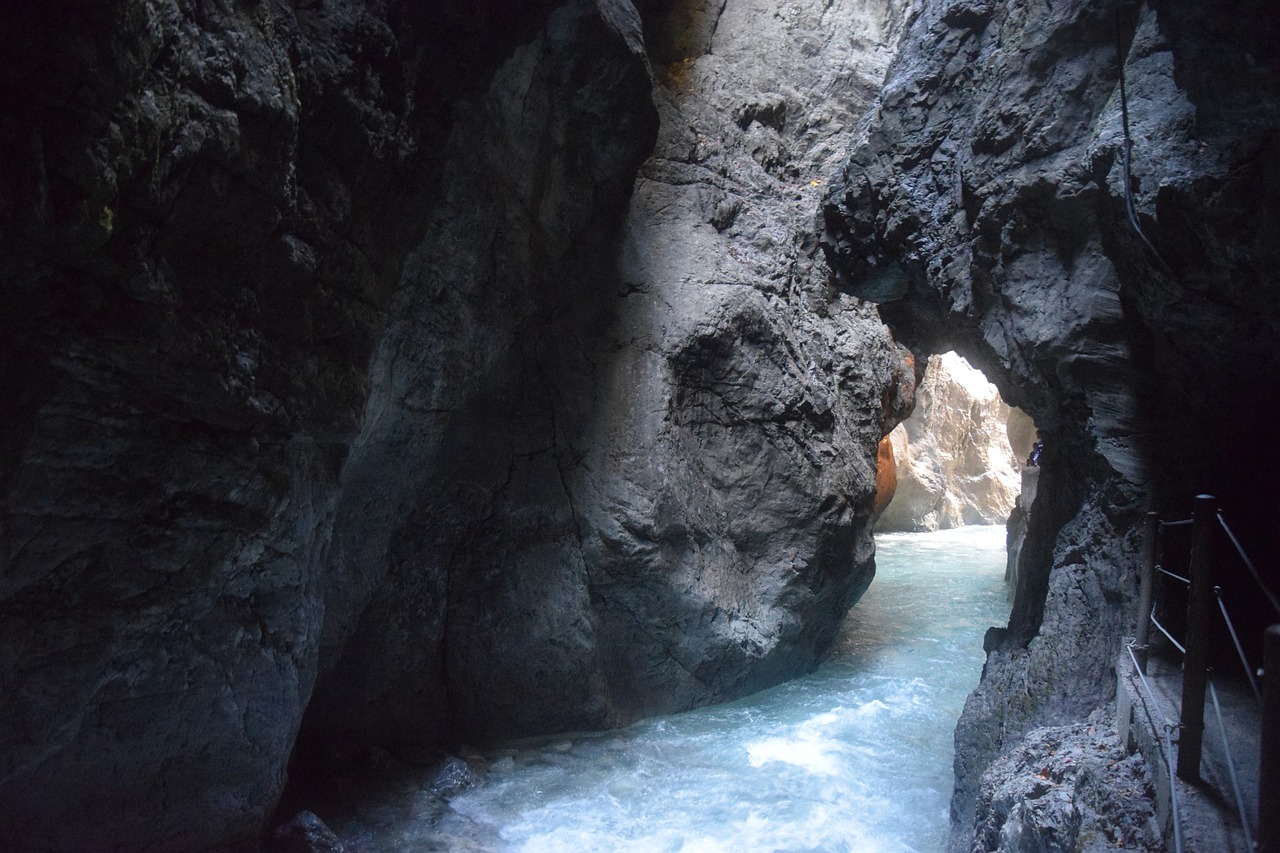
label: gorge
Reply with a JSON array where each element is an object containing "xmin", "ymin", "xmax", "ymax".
[{"xmin": 2, "ymin": 0, "xmax": 1278, "ymax": 851}]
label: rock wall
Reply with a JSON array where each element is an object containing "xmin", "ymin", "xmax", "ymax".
[
  {"xmin": 0, "ymin": 0, "xmax": 913, "ymax": 846},
  {"xmin": 16, "ymin": 0, "xmax": 1269, "ymax": 847},
  {"xmin": 0, "ymin": 0, "xmax": 642, "ymax": 846},
  {"xmin": 298, "ymin": 0, "xmax": 663, "ymax": 753},
  {"xmin": 303, "ymin": 0, "xmax": 915, "ymax": 750},
  {"xmin": 0, "ymin": 1, "xmax": 512, "ymax": 846},
  {"xmin": 876, "ymin": 350, "xmax": 1021, "ymax": 532},
  {"xmin": 821, "ymin": 0, "xmax": 1280, "ymax": 847},
  {"xmin": 970, "ymin": 711, "xmax": 1162, "ymax": 852}
]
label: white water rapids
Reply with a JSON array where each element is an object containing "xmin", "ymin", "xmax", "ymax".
[{"xmin": 347, "ymin": 525, "xmax": 1011, "ymax": 852}]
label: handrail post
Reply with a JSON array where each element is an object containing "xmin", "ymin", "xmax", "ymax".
[
  {"xmin": 1262, "ymin": 625, "xmax": 1280, "ymax": 852},
  {"xmin": 1178, "ymin": 494, "xmax": 1215, "ymax": 782},
  {"xmin": 1135, "ymin": 511, "xmax": 1158, "ymax": 673}
]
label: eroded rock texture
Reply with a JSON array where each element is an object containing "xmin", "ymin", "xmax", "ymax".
[
  {"xmin": 0, "ymin": 0, "xmax": 624, "ymax": 847},
  {"xmin": 1, "ymin": 0, "xmax": 913, "ymax": 846},
  {"xmin": 877, "ymin": 350, "xmax": 1021, "ymax": 532},
  {"xmin": 821, "ymin": 0, "xmax": 1280, "ymax": 847},
  {"xmin": 597, "ymin": 0, "xmax": 916, "ymax": 719},
  {"xmin": 304, "ymin": 0, "xmax": 914, "ymax": 749},
  {"xmin": 970, "ymin": 711, "xmax": 1161, "ymax": 853},
  {"xmin": 0, "ymin": 1, "xmax": 465, "ymax": 847},
  {"xmin": 299, "ymin": 0, "xmax": 662, "ymax": 753}
]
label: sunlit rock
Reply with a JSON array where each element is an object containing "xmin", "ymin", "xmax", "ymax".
[
  {"xmin": 1005, "ymin": 407, "xmax": 1038, "ymax": 467},
  {"xmin": 873, "ymin": 434, "xmax": 899, "ymax": 517},
  {"xmin": 299, "ymin": 0, "xmax": 917, "ymax": 758},
  {"xmin": 876, "ymin": 352, "xmax": 1021, "ymax": 532}
]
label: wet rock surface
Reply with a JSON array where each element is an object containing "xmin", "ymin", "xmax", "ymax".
[
  {"xmin": 821, "ymin": 0, "xmax": 1280, "ymax": 847},
  {"xmin": 271, "ymin": 811, "xmax": 347, "ymax": 853},
  {"xmin": 971, "ymin": 712, "xmax": 1161, "ymax": 853}
]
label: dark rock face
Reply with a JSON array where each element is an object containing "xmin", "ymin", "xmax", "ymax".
[
  {"xmin": 301, "ymin": 0, "xmax": 662, "ymax": 748},
  {"xmin": 0, "ymin": 0, "xmax": 573, "ymax": 847},
  {"xmin": 1, "ymin": 0, "xmax": 911, "ymax": 847},
  {"xmin": 821, "ymin": 0, "xmax": 1280, "ymax": 847},
  {"xmin": 272, "ymin": 810, "xmax": 346, "ymax": 853}
]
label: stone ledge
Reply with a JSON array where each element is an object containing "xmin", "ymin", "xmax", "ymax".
[{"xmin": 1116, "ymin": 641, "xmax": 1255, "ymax": 851}]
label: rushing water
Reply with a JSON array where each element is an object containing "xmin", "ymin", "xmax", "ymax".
[{"xmin": 351, "ymin": 526, "xmax": 1010, "ymax": 852}]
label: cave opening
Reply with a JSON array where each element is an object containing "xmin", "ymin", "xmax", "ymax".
[{"xmin": 875, "ymin": 349, "xmax": 1039, "ymax": 539}]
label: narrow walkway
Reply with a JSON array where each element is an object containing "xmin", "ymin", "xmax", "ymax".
[{"xmin": 1119, "ymin": 648, "xmax": 1259, "ymax": 852}]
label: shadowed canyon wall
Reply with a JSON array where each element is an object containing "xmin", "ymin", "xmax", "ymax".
[
  {"xmin": 0, "ymin": 0, "xmax": 913, "ymax": 847},
  {"xmin": 821, "ymin": 0, "xmax": 1280, "ymax": 846},
  {"xmin": 5, "ymin": 0, "xmax": 1276, "ymax": 848},
  {"xmin": 1, "ymin": 0, "xmax": 609, "ymax": 846},
  {"xmin": 0, "ymin": 1, "xmax": 526, "ymax": 846}
]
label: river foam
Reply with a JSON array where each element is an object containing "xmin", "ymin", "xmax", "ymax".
[{"xmin": 355, "ymin": 526, "xmax": 1010, "ymax": 852}]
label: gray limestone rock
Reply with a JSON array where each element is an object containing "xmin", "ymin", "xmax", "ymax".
[
  {"xmin": 821, "ymin": 0, "xmax": 1280, "ymax": 848},
  {"xmin": 1, "ymin": 0, "xmax": 919, "ymax": 843},
  {"xmin": 429, "ymin": 756, "xmax": 478, "ymax": 799},
  {"xmin": 19, "ymin": 0, "xmax": 1274, "ymax": 849},
  {"xmin": 272, "ymin": 811, "xmax": 346, "ymax": 853},
  {"xmin": 971, "ymin": 712, "xmax": 1161, "ymax": 853},
  {"xmin": 304, "ymin": 0, "xmax": 916, "ymax": 748},
  {"xmin": 0, "ymin": 0, "xmax": 565, "ymax": 847},
  {"xmin": 298, "ymin": 0, "xmax": 663, "ymax": 750}
]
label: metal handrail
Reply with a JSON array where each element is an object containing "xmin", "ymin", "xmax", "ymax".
[
  {"xmin": 1138, "ymin": 497, "xmax": 1266, "ymax": 851},
  {"xmin": 1208, "ymin": 677, "xmax": 1254, "ymax": 852},
  {"xmin": 1217, "ymin": 511, "xmax": 1280, "ymax": 618},
  {"xmin": 1127, "ymin": 641, "xmax": 1184, "ymax": 853},
  {"xmin": 1145, "ymin": 571, "xmax": 1260, "ymax": 850},
  {"xmin": 1214, "ymin": 587, "xmax": 1262, "ymax": 702},
  {"xmin": 1150, "ymin": 612, "xmax": 1187, "ymax": 655},
  {"xmin": 1157, "ymin": 565, "xmax": 1190, "ymax": 586}
]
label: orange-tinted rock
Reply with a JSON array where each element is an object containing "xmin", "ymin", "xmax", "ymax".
[{"xmin": 873, "ymin": 434, "xmax": 898, "ymax": 516}]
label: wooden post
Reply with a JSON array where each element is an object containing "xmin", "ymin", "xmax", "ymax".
[
  {"xmin": 1262, "ymin": 625, "xmax": 1280, "ymax": 852},
  {"xmin": 1135, "ymin": 511, "xmax": 1158, "ymax": 673},
  {"xmin": 1178, "ymin": 494, "xmax": 1215, "ymax": 782}
]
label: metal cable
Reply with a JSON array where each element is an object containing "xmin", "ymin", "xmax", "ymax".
[
  {"xmin": 1217, "ymin": 511, "xmax": 1280, "ymax": 617},
  {"xmin": 1161, "ymin": 518, "xmax": 1194, "ymax": 528},
  {"xmin": 1126, "ymin": 642, "xmax": 1184, "ymax": 853},
  {"xmin": 1214, "ymin": 587, "xmax": 1262, "ymax": 702},
  {"xmin": 1208, "ymin": 678, "xmax": 1254, "ymax": 852},
  {"xmin": 1128, "ymin": 642, "xmax": 1174, "ymax": 728},
  {"xmin": 1157, "ymin": 565, "xmax": 1190, "ymax": 586},
  {"xmin": 1151, "ymin": 613, "xmax": 1187, "ymax": 655}
]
